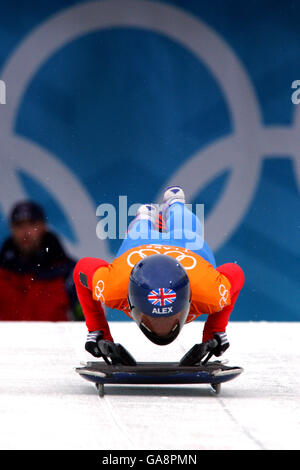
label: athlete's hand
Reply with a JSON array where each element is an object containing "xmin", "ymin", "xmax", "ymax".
[
  {"xmin": 85, "ymin": 330, "xmax": 105, "ymax": 357},
  {"xmin": 213, "ymin": 332, "xmax": 230, "ymax": 356},
  {"xmin": 179, "ymin": 338, "xmax": 217, "ymax": 366},
  {"xmin": 98, "ymin": 340, "xmax": 136, "ymax": 366}
]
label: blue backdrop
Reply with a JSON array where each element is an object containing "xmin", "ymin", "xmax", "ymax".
[{"xmin": 0, "ymin": 0, "xmax": 299, "ymax": 321}]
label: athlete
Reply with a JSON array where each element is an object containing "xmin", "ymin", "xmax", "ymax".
[{"xmin": 73, "ymin": 186, "xmax": 244, "ymax": 361}]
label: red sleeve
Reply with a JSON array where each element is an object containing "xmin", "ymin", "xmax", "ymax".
[
  {"xmin": 202, "ymin": 263, "xmax": 245, "ymax": 342},
  {"xmin": 73, "ymin": 257, "xmax": 113, "ymax": 341}
]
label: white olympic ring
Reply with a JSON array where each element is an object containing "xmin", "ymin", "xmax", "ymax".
[
  {"xmin": 95, "ymin": 279, "xmax": 105, "ymax": 302},
  {"xmin": 163, "ymin": 250, "xmax": 197, "ymax": 270},
  {"xmin": 218, "ymin": 283, "xmax": 229, "ymax": 309},
  {"xmin": 126, "ymin": 248, "xmax": 161, "ymax": 268},
  {"xmin": 0, "ymin": 0, "xmax": 298, "ymax": 260},
  {"xmin": 126, "ymin": 247, "xmax": 197, "ymax": 270},
  {"xmin": 187, "ymin": 313, "xmax": 198, "ymax": 323}
]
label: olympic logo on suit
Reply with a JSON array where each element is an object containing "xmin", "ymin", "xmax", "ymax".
[
  {"xmin": 95, "ymin": 279, "xmax": 105, "ymax": 302},
  {"xmin": 126, "ymin": 246, "xmax": 197, "ymax": 270}
]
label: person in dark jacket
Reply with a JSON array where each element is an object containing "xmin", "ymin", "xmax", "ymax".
[{"xmin": 0, "ymin": 201, "xmax": 81, "ymax": 321}]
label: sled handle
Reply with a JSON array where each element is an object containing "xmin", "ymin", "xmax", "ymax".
[
  {"xmin": 201, "ymin": 339, "xmax": 218, "ymax": 365},
  {"xmin": 179, "ymin": 338, "xmax": 218, "ymax": 366}
]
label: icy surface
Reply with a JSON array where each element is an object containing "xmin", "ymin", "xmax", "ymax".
[{"xmin": 0, "ymin": 321, "xmax": 299, "ymax": 450}]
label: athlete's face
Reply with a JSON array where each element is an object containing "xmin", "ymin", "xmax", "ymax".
[
  {"xmin": 11, "ymin": 220, "xmax": 46, "ymax": 255},
  {"xmin": 139, "ymin": 310, "xmax": 186, "ymax": 337}
]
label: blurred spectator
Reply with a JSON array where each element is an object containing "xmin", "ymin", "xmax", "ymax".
[{"xmin": 0, "ymin": 201, "xmax": 82, "ymax": 321}]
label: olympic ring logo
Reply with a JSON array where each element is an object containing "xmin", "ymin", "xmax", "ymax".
[
  {"xmin": 95, "ymin": 279, "xmax": 105, "ymax": 302},
  {"xmin": 163, "ymin": 250, "xmax": 197, "ymax": 270},
  {"xmin": 218, "ymin": 284, "xmax": 229, "ymax": 310},
  {"xmin": 127, "ymin": 248, "xmax": 160, "ymax": 267},
  {"xmin": 1, "ymin": 0, "xmax": 299, "ymax": 261},
  {"xmin": 186, "ymin": 313, "xmax": 198, "ymax": 323},
  {"xmin": 126, "ymin": 247, "xmax": 197, "ymax": 270}
]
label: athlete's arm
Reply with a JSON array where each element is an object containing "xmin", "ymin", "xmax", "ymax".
[
  {"xmin": 202, "ymin": 263, "xmax": 245, "ymax": 342},
  {"xmin": 73, "ymin": 257, "xmax": 113, "ymax": 341}
]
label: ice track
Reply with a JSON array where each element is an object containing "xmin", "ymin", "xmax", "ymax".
[{"xmin": 0, "ymin": 321, "xmax": 299, "ymax": 450}]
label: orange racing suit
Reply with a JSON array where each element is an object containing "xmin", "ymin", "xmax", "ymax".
[{"xmin": 73, "ymin": 244, "xmax": 244, "ymax": 343}]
